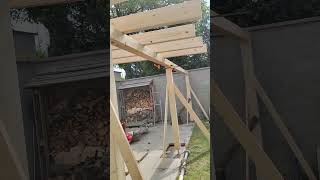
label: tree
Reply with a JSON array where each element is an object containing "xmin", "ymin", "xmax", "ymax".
[{"xmin": 111, "ymin": 0, "xmax": 210, "ymax": 79}]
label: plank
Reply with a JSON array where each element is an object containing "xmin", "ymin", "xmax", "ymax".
[
  {"xmin": 162, "ymin": 85, "xmax": 169, "ymax": 157},
  {"xmin": 112, "ymin": 24, "xmax": 196, "ymax": 50},
  {"xmin": 9, "ymin": 0, "xmax": 81, "ymax": 8},
  {"xmin": 166, "ymin": 68, "xmax": 181, "ymax": 150},
  {"xmin": 185, "ymin": 74, "xmax": 192, "ymax": 124},
  {"xmin": 110, "ymin": 26, "xmax": 187, "ymax": 74},
  {"xmin": 112, "ymin": 37, "xmax": 204, "ymax": 58},
  {"xmin": 253, "ymin": 77, "xmax": 317, "ymax": 180},
  {"xmin": 112, "ymin": 45, "xmax": 207, "ymax": 64},
  {"xmin": 211, "ymin": 10, "xmax": 250, "ymax": 40},
  {"xmin": 174, "ymin": 85, "xmax": 210, "ymax": 140},
  {"xmin": 110, "ymin": 101, "xmax": 143, "ymax": 180},
  {"xmin": 212, "ymin": 81, "xmax": 283, "ymax": 180},
  {"xmin": 190, "ymin": 87, "xmax": 209, "ymax": 121},
  {"xmin": 111, "ymin": 0, "xmax": 201, "ymax": 33}
]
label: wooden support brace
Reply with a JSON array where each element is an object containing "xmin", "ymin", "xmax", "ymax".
[
  {"xmin": 174, "ymin": 85, "xmax": 210, "ymax": 140},
  {"xmin": 190, "ymin": 87, "xmax": 209, "ymax": 121},
  {"xmin": 162, "ymin": 85, "xmax": 169, "ymax": 157},
  {"xmin": 111, "ymin": 101, "xmax": 143, "ymax": 180},
  {"xmin": 253, "ymin": 77, "xmax": 317, "ymax": 180},
  {"xmin": 212, "ymin": 81, "xmax": 283, "ymax": 180},
  {"xmin": 185, "ymin": 74, "xmax": 192, "ymax": 124},
  {"xmin": 166, "ymin": 68, "xmax": 181, "ymax": 150}
]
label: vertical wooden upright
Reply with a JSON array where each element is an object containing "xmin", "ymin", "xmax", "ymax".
[
  {"xmin": 166, "ymin": 68, "xmax": 181, "ymax": 150},
  {"xmin": 185, "ymin": 74, "xmax": 192, "ymax": 124}
]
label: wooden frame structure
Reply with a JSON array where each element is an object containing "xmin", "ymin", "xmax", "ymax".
[
  {"xmin": 110, "ymin": 0, "xmax": 210, "ymax": 179},
  {"xmin": 211, "ymin": 10, "xmax": 318, "ymax": 180}
]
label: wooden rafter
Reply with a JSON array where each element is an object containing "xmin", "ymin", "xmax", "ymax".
[
  {"xmin": 253, "ymin": 77, "xmax": 318, "ymax": 180},
  {"xmin": 111, "ymin": 0, "xmax": 201, "ymax": 34},
  {"xmin": 112, "ymin": 37, "xmax": 204, "ymax": 59},
  {"xmin": 110, "ymin": 26, "xmax": 187, "ymax": 74},
  {"xmin": 9, "ymin": 0, "xmax": 81, "ymax": 8},
  {"xmin": 211, "ymin": 10, "xmax": 249, "ymax": 40},
  {"xmin": 212, "ymin": 81, "xmax": 283, "ymax": 180},
  {"xmin": 111, "ymin": 24, "xmax": 196, "ymax": 50},
  {"xmin": 112, "ymin": 45, "xmax": 207, "ymax": 64}
]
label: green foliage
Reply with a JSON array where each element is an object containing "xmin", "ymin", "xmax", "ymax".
[
  {"xmin": 12, "ymin": 0, "xmax": 108, "ymax": 56},
  {"xmin": 111, "ymin": 0, "xmax": 210, "ymax": 79},
  {"xmin": 213, "ymin": 0, "xmax": 320, "ymax": 27}
]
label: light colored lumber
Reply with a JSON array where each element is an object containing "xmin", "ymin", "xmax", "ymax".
[
  {"xmin": 111, "ymin": 0, "xmax": 201, "ymax": 33},
  {"xmin": 110, "ymin": 26, "xmax": 187, "ymax": 74},
  {"xmin": 166, "ymin": 68, "xmax": 181, "ymax": 150},
  {"xmin": 111, "ymin": 101, "xmax": 143, "ymax": 180},
  {"xmin": 112, "ymin": 24, "xmax": 196, "ymax": 50},
  {"xmin": 253, "ymin": 77, "xmax": 317, "ymax": 180},
  {"xmin": 112, "ymin": 45, "xmax": 207, "ymax": 64},
  {"xmin": 9, "ymin": 0, "xmax": 81, "ymax": 8},
  {"xmin": 162, "ymin": 85, "xmax": 169, "ymax": 157},
  {"xmin": 174, "ymin": 85, "xmax": 210, "ymax": 140},
  {"xmin": 212, "ymin": 81, "xmax": 283, "ymax": 180},
  {"xmin": 111, "ymin": 0, "xmax": 127, "ymax": 5},
  {"xmin": 190, "ymin": 87, "xmax": 209, "ymax": 121},
  {"xmin": 185, "ymin": 74, "xmax": 192, "ymax": 124},
  {"xmin": 211, "ymin": 10, "xmax": 250, "ymax": 40},
  {"xmin": 112, "ymin": 37, "xmax": 204, "ymax": 59}
]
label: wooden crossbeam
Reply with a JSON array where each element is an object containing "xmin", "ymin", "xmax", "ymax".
[
  {"xmin": 212, "ymin": 81, "xmax": 283, "ymax": 180},
  {"xmin": 112, "ymin": 24, "xmax": 196, "ymax": 50},
  {"xmin": 9, "ymin": 0, "xmax": 81, "ymax": 8},
  {"xmin": 110, "ymin": 101, "xmax": 143, "ymax": 180},
  {"xmin": 110, "ymin": 26, "xmax": 187, "ymax": 74},
  {"xmin": 190, "ymin": 87, "xmax": 209, "ymax": 121},
  {"xmin": 112, "ymin": 45, "xmax": 207, "ymax": 64},
  {"xmin": 174, "ymin": 84, "xmax": 210, "ymax": 140},
  {"xmin": 112, "ymin": 37, "xmax": 204, "ymax": 58},
  {"xmin": 253, "ymin": 77, "xmax": 318, "ymax": 180},
  {"xmin": 111, "ymin": 0, "xmax": 201, "ymax": 34},
  {"xmin": 211, "ymin": 10, "xmax": 250, "ymax": 40}
]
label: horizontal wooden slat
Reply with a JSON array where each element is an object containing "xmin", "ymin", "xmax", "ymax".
[
  {"xmin": 111, "ymin": 24, "xmax": 196, "ymax": 50},
  {"xmin": 110, "ymin": 26, "xmax": 187, "ymax": 74},
  {"xmin": 9, "ymin": 0, "xmax": 81, "ymax": 8},
  {"xmin": 112, "ymin": 37, "xmax": 204, "ymax": 58},
  {"xmin": 211, "ymin": 10, "xmax": 250, "ymax": 40},
  {"xmin": 111, "ymin": 0, "xmax": 201, "ymax": 33},
  {"xmin": 112, "ymin": 45, "xmax": 207, "ymax": 64}
]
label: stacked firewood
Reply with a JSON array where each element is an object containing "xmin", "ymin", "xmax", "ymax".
[
  {"xmin": 47, "ymin": 88, "xmax": 108, "ymax": 179},
  {"xmin": 123, "ymin": 87, "xmax": 154, "ymax": 123}
]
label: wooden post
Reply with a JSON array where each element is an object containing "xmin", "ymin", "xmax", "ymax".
[
  {"xmin": 185, "ymin": 74, "xmax": 192, "ymax": 124},
  {"xmin": 165, "ymin": 68, "xmax": 181, "ymax": 150},
  {"xmin": 162, "ymin": 85, "xmax": 169, "ymax": 157},
  {"xmin": 190, "ymin": 87, "xmax": 209, "ymax": 121},
  {"xmin": 110, "ymin": 48, "xmax": 126, "ymax": 180},
  {"xmin": 0, "ymin": 1, "xmax": 29, "ymax": 179}
]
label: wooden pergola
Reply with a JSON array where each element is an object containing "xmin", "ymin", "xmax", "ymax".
[
  {"xmin": 110, "ymin": 0, "xmax": 210, "ymax": 179},
  {"xmin": 211, "ymin": 10, "xmax": 318, "ymax": 180}
]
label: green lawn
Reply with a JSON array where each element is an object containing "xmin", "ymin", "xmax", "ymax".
[{"xmin": 183, "ymin": 123, "xmax": 210, "ymax": 180}]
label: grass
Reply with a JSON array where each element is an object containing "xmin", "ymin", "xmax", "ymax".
[{"xmin": 183, "ymin": 122, "xmax": 210, "ymax": 180}]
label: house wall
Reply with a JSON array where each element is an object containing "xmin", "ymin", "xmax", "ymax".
[{"xmin": 212, "ymin": 16, "xmax": 320, "ymax": 179}]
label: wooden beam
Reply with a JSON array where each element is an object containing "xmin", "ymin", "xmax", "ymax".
[
  {"xmin": 166, "ymin": 68, "xmax": 181, "ymax": 150},
  {"xmin": 190, "ymin": 87, "xmax": 209, "ymax": 121},
  {"xmin": 9, "ymin": 0, "xmax": 81, "ymax": 8},
  {"xmin": 212, "ymin": 81, "xmax": 283, "ymax": 180},
  {"xmin": 112, "ymin": 37, "xmax": 204, "ymax": 59},
  {"xmin": 111, "ymin": 0, "xmax": 127, "ymax": 6},
  {"xmin": 112, "ymin": 24, "xmax": 196, "ymax": 50},
  {"xmin": 211, "ymin": 10, "xmax": 250, "ymax": 40},
  {"xmin": 253, "ymin": 77, "xmax": 318, "ymax": 180},
  {"xmin": 110, "ymin": 26, "xmax": 187, "ymax": 74},
  {"xmin": 185, "ymin": 74, "xmax": 192, "ymax": 124},
  {"xmin": 162, "ymin": 85, "xmax": 169, "ymax": 157},
  {"xmin": 110, "ymin": 101, "xmax": 143, "ymax": 180},
  {"xmin": 111, "ymin": 0, "xmax": 201, "ymax": 33},
  {"xmin": 174, "ymin": 85, "xmax": 210, "ymax": 140},
  {"xmin": 112, "ymin": 45, "xmax": 207, "ymax": 64}
]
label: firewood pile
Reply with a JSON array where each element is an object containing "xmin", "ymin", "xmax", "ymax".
[
  {"xmin": 123, "ymin": 87, "xmax": 154, "ymax": 123},
  {"xmin": 47, "ymin": 88, "xmax": 108, "ymax": 180}
]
